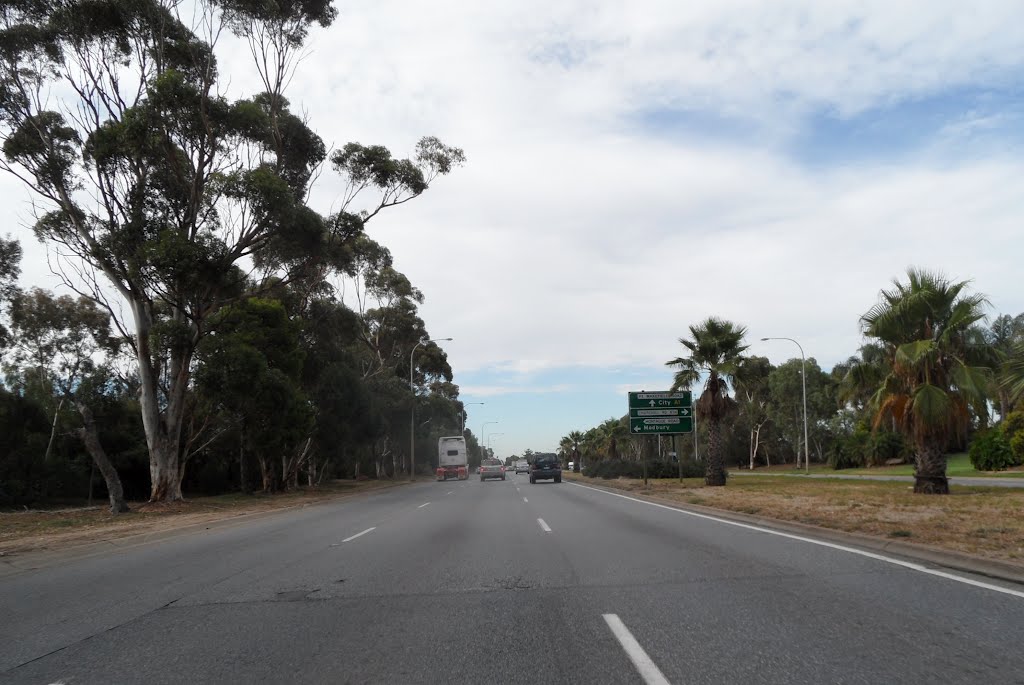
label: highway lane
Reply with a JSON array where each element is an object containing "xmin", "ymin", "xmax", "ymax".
[{"xmin": 3, "ymin": 472, "xmax": 1024, "ymax": 684}]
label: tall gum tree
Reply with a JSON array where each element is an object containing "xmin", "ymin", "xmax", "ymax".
[{"xmin": 0, "ymin": 0, "xmax": 463, "ymax": 500}]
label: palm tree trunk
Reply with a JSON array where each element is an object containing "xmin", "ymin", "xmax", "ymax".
[
  {"xmin": 914, "ymin": 440, "xmax": 949, "ymax": 494},
  {"xmin": 704, "ymin": 417, "xmax": 727, "ymax": 486}
]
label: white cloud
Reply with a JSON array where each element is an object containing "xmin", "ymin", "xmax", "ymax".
[
  {"xmin": 460, "ymin": 383, "xmax": 575, "ymax": 398},
  {"xmin": 4, "ymin": 0, "xmax": 1024, "ymax": 391}
]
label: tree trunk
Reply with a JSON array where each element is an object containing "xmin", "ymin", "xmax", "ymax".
[
  {"xmin": 44, "ymin": 398, "xmax": 64, "ymax": 462},
  {"xmin": 240, "ymin": 433, "xmax": 249, "ymax": 494},
  {"xmin": 913, "ymin": 440, "xmax": 949, "ymax": 494},
  {"xmin": 130, "ymin": 297, "xmax": 188, "ymax": 502},
  {"xmin": 704, "ymin": 417, "xmax": 727, "ymax": 486},
  {"xmin": 75, "ymin": 402, "xmax": 130, "ymax": 514}
]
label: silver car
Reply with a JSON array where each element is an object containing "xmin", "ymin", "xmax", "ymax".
[{"xmin": 479, "ymin": 458, "xmax": 505, "ymax": 481}]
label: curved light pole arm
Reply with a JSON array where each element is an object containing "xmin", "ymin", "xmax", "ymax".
[{"xmin": 761, "ymin": 336, "xmax": 810, "ymax": 474}]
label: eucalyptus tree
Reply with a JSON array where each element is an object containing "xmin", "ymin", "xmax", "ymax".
[
  {"xmin": 0, "ymin": 234, "xmax": 19, "ymax": 350},
  {"xmin": 195, "ymin": 297, "xmax": 311, "ymax": 493},
  {"xmin": 6, "ymin": 288, "xmax": 129, "ymax": 512},
  {"xmin": 767, "ymin": 357, "xmax": 836, "ymax": 464},
  {"xmin": 666, "ymin": 317, "xmax": 749, "ymax": 486},
  {"xmin": 0, "ymin": 0, "xmax": 462, "ymax": 500},
  {"xmin": 861, "ymin": 269, "xmax": 993, "ymax": 494},
  {"xmin": 733, "ymin": 355, "xmax": 773, "ymax": 469}
]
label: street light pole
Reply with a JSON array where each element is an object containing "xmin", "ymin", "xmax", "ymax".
[
  {"xmin": 480, "ymin": 420, "xmax": 498, "ymax": 462},
  {"xmin": 487, "ymin": 432, "xmax": 504, "ymax": 455},
  {"xmin": 410, "ymin": 337, "xmax": 452, "ymax": 482},
  {"xmin": 761, "ymin": 336, "xmax": 810, "ymax": 474},
  {"xmin": 462, "ymin": 402, "xmax": 484, "ymax": 434}
]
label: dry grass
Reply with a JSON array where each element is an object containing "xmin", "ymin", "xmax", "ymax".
[
  {"xmin": 0, "ymin": 479, "xmax": 402, "ymax": 556},
  {"xmin": 566, "ymin": 473, "xmax": 1024, "ymax": 565}
]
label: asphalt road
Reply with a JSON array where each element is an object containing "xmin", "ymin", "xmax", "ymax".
[{"xmin": 3, "ymin": 474, "xmax": 1024, "ymax": 684}]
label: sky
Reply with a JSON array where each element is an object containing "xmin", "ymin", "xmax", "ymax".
[{"xmin": 4, "ymin": 0, "xmax": 1024, "ymax": 457}]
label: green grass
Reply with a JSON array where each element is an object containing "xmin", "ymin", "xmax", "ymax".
[
  {"xmin": 838, "ymin": 452, "xmax": 1024, "ymax": 478},
  {"xmin": 748, "ymin": 452, "xmax": 1024, "ymax": 478}
]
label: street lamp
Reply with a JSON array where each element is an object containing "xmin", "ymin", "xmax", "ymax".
[
  {"xmin": 487, "ymin": 433, "xmax": 505, "ymax": 459},
  {"xmin": 761, "ymin": 336, "xmax": 809, "ymax": 474},
  {"xmin": 461, "ymin": 402, "xmax": 485, "ymax": 434},
  {"xmin": 480, "ymin": 420, "xmax": 498, "ymax": 461},
  {"xmin": 410, "ymin": 337, "xmax": 453, "ymax": 481}
]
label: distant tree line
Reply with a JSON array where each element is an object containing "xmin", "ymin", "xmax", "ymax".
[{"xmin": 563, "ymin": 269, "xmax": 1024, "ymax": 495}]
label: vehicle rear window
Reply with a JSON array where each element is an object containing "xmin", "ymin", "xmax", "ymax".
[
  {"xmin": 447, "ymin": 450, "xmax": 459, "ymax": 456},
  {"xmin": 483, "ymin": 459, "xmax": 501, "ymax": 465}
]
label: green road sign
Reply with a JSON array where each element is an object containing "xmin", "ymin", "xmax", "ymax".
[
  {"xmin": 628, "ymin": 391, "xmax": 692, "ymax": 409},
  {"xmin": 629, "ymin": 417, "xmax": 694, "ymax": 434},
  {"xmin": 632, "ymin": 408, "xmax": 691, "ymax": 418},
  {"xmin": 627, "ymin": 391, "xmax": 693, "ymax": 434}
]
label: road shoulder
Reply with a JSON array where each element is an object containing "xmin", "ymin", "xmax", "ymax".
[{"xmin": 569, "ymin": 478, "xmax": 1024, "ymax": 586}]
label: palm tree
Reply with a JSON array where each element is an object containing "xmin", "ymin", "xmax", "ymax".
[
  {"xmin": 838, "ymin": 342, "xmax": 889, "ymax": 413},
  {"xmin": 567, "ymin": 430, "xmax": 584, "ymax": 471},
  {"xmin": 985, "ymin": 313, "xmax": 1024, "ymax": 419},
  {"xmin": 596, "ymin": 417, "xmax": 628, "ymax": 461},
  {"xmin": 1002, "ymin": 342, "xmax": 1024, "ymax": 411},
  {"xmin": 861, "ymin": 268, "xmax": 993, "ymax": 494},
  {"xmin": 666, "ymin": 317, "xmax": 749, "ymax": 486}
]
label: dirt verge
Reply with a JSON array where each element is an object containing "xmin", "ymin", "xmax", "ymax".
[{"xmin": 0, "ymin": 479, "xmax": 405, "ymax": 557}]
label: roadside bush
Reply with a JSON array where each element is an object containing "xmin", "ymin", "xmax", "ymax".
[
  {"xmin": 969, "ymin": 431, "xmax": 1016, "ymax": 471},
  {"xmin": 1008, "ymin": 433, "xmax": 1024, "ymax": 467},
  {"xmin": 829, "ymin": 428, "xmax": 870, "ymax": 470},
  {"xmin": 1000, "ymin": 411, "xmax": 1024, "ymax": 466},
  {"xmin": 869, "ymin": 430, "xmax": 908, "ymax": 465},
  {"xmin": 583, "ymin": 459, "xmax": 703, "ymax": 479},
  {"xmin": 1001, "ymin": 410, "xmax": 1024, "ymax": 439}
]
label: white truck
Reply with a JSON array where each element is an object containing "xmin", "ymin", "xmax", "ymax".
[{"xmin": 436, "ymin": 436, "xmax": 469, "ymax": 481}]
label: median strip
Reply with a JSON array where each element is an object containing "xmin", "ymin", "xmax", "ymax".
[
  {"xmin": 603, "ymin": 614, "xmax": 671, "ymax": 685},
  {"xmin": 341, "ymin": 527, "xmax": 376, "ymax": 543}
]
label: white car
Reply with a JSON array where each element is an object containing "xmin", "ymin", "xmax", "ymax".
[{"xmin": 567, "ymin": 461, "xmax": 575, "ymax": 471}]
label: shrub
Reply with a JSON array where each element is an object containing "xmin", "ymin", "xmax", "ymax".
[
  {"xmin": 870, "ymin": 430, "xmax": 908, "ymax": 465},
  {"xmin": 969, "ymin": 431, "xmax": 1016, "ymax": 471},
  {"xmin": 829, "ymin": 430, "xmax": 868, "ymax": 470},
  {"xmin": 1000, "ymin": 411, "xmax": 1024, "ymax": 466},
  {"xmin": 1009, "ymin": 433, "xmax": 1024, "ymax": 467},
  {"xmin": 583, "ymin": 459, "xmax": 703, "ymax": 479},
  {"xmin": 1001, "ymin": 410, "xmax": 1024, "ymax": 440}
]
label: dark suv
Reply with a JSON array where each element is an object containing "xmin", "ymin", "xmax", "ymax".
[{"xmin": 529, "ymin": 456, "xmax": 562, "ymax": 484}]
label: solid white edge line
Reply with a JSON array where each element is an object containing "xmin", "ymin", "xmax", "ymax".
[
  {"xmin": 603, "ymin": 614, "xmax": 671, "ymax": 685},
  {"xmin": 418, "ymin": 502, "xmax": 430, "ymax": 508},
  {"xmin": 341, "ymin": 527, "xmax": 376, "ymax": 543},
  {"xmin": 537, "ymin": 518, "xmax": 552, "ymax": 532},
  {"xmin": 571, "ymin": 482, "xmax": 1024, "ymax": 600}
]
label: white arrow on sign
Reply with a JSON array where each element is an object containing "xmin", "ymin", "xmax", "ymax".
[{"xmin": 649, "ymin": 400, "xmax": 656, "ymax": 406}]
